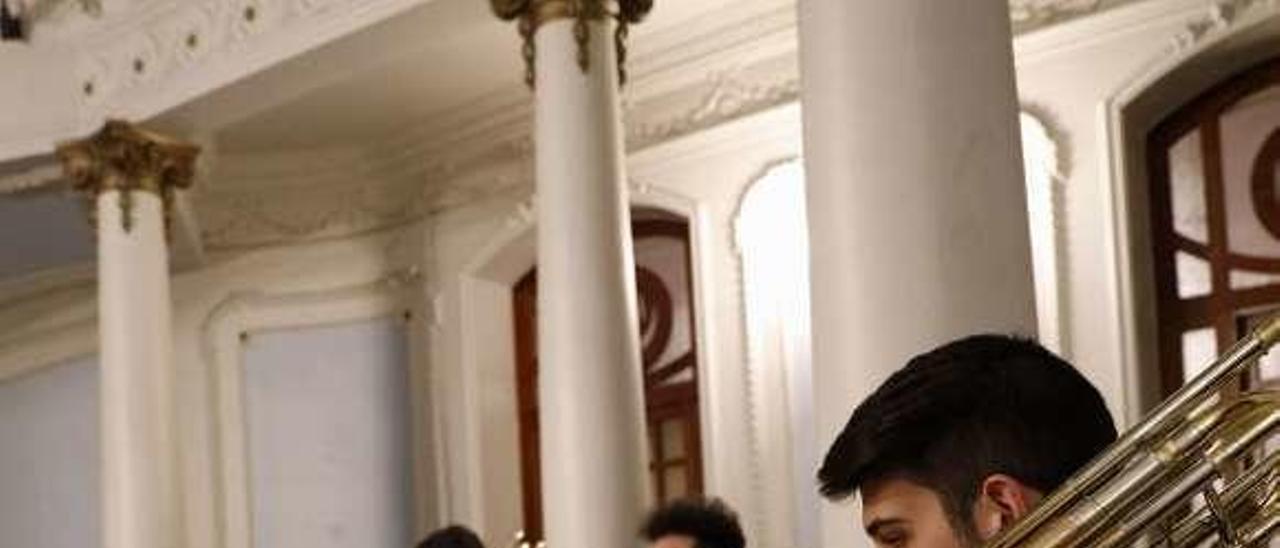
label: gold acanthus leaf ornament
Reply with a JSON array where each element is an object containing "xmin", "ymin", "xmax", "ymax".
[
  {"xmin": 56, "ymin": 120, "xmax": 200, "ymax": 234},
  {"xmin": 487, "ymin": 0, "xmax": 653, "ymax": 88}
]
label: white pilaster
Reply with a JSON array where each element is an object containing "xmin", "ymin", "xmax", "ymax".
[
  {"xmin": 533, "ymin": 14, "xmax": 650, "ymax": 548},
  {"xmin": 797, "ymin": 1, "xmax": 1038, "ymax": 545}
]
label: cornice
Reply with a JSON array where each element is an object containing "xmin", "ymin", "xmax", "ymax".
[
  {"xmin": 5, "ymin": 0, "xmax": 1148, "ymax": 187},
  {"xmin": 1011, "ymin": 0, "xmax": 1146, "ymax": 35},
  {"xmin": 0, "ymin": 160, "xmax": 62, "ymax": 194},
  {"xmin": 194, "ymin": 0, "xmax": 802, "ymax": 249},
  {"xmin": 198, "ymin": 52, "xmax": 799, "ymax": 249},
  {"xmin": 38, "ymin": 0, "xmax": 1182, "ymax": 249},
  {"xmin": 628, "ymin": 68, "xmax": 799, "ymax": 152}
]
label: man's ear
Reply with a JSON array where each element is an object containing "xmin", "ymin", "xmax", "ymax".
[{"xmin": 972, "ymin": 474, "xmax": 1041, "ymax": 540}]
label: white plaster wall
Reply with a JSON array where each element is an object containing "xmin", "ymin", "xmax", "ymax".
[
  {"xmin": 0, "ymin": 354, "xmax": 100, "ymax": 548},
  {"xmin": 242, "ymin": 318, "xmax": 414, "ymax": 548},
  {"xmin": 427, "ymin": 193, "xmax": 530, "ymax": 546},
  {"xmin": 0, "ymin": 223, "xmax": 436, "ymax": 548},
  {"xmin": 1013, "ymin": 0, "xmax": 1280, "ymax": 425}
]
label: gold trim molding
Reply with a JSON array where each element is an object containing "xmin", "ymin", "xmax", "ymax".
[
  {"xmin": 490, "ymin": 0, "xmax": 652, "ymax": 88},
  {"xmin": 56, "ymin": 120, "xmax": 201, "ymax": 233}
]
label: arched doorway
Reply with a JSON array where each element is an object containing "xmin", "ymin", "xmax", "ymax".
[
  {"xmin": 1147, "ymin": 57, "xmax": 1280, "ymax": 395},
  {"xmin": 511, "ymin": 208, "xmax": 704, "ymax": 543}
]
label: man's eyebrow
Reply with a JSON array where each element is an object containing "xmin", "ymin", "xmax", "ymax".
[{"xmin": 865, "ymin": 517, "xmax": 906, "ymax": 537}]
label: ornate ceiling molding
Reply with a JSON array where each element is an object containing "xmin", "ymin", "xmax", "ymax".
[
  {"xmin": 198, "ymin": 52, "xmax": 799, "ymax": 249},
  {"xmin": 194, "ymin": 0, "xmax": 801, "ymax": 249},
  {"xmin": 63, "ymin": 0, "xmax": 1127, "ymax": 127},
  {"xmin": 53, "ymin": 0, "xmax": 1225, "ymax": 250},
  {"xmin": 66, "ymin": 0, "xmax": 428, "ymax": 119},
  {"xmin": 75, "ymin": 1, "xmax": 321, "ymax": 109},
  {"xmin": 628, "ymin": 70, "xmax": 799, "ymax": 151},
  {"xmin": 1009, "ymin": 0, "xmax": 1143, "ymax": 34},
  {"xmin": 1166, "ymin": 0, "xmax": 1267, "ymax": 52}
]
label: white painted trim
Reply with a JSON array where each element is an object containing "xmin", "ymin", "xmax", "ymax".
[
  {"xmin": 1099, "ymin": 100, "xmax": 1144, "ymax": 426},
  {"xmin": 0, "ymin": 316, "xmax": 96, "ymax": 384},
  {"xmin": 629, "ymin": 184, "xmax": 722, "ymax": 496},
  {"xmin": 730, "ymin": 156, "xmax": 813, "ymax": 548},
  {"xmin": 0, "ymin": 262, "xmax": 95, "ymax": 307},
  {"xmin": 1019, "ymin": 108, "xmax": 1071, "ymax": 356},
  {"xmin": 200, "ymin": 277, "xmax": 419, "ymax": 548}
]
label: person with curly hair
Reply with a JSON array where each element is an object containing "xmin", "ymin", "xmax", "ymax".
[{"xmin": 639, "ymin": 497, "xmax": 746, "ymax": 548}]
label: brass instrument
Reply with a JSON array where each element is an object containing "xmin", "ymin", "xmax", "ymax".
[{"xmin": 987, "ymin": 316, "xmax": 1280, "ymax": 548}]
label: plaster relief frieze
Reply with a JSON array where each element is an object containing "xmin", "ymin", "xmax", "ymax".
[
  {"xmin": 627, "ymin": 69, "xmax": 800, "ymax": 152},
  {"xmin": 70, "ymin": 0, "xmax": 423, "ymax": 114},
  {"xmin": 1009, "ymin": 0, "xmax": 1143, "ymax": 34},
  {"xmin": 76, "ymin": 2, "xmax": 255, "ymax": 108},
  {"xmin": 199, "ymin": 53, "xmax": 800, "ymax": 248},
  {"xmin": 1167, "ymin": 0, "xmax": 1266, "ymax": 52},
  {"xmin": 199, "ymin": 175, "xmax": 428, "ymax": 248}
]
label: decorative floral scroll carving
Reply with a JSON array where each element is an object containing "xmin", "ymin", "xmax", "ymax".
[
  {"xmin": 1168, "ymin": 0, "xmax": 1266, "ymax": 52},
  {"xmin": 627, "ymin": 71, "xmax": 800, "ymax": 151},
  {"xmin": 56, "ymin": 120, "xmax": 200, "ymax": 232}
]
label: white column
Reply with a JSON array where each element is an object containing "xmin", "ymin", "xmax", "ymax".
[
  {"xmin": 58, "ymin": 122, "xmax": 198, "ymax": 548},
  {"xmin": 797, "ymin": 1, "xmax": 1037, "ymax": 546},
  {"xmin": 504, "ymin": 3, "xmax": 652, "ymax": 548}
]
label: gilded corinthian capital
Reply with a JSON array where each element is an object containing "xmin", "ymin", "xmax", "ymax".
[
  {"xmin": 490, "ymin": 0, "xmax": 653, "ymax": 88},
  {"xmin": 57, "ymin": 120, "xmax": 200, "ymax": 232}
]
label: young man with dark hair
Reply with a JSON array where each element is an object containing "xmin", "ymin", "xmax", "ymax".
[
  {"xmin": 819, "ymin": 335, "xmax": 1118, "ymax": 548},
  {"xmin": 640, "ymin": 497, "xmax": 747, "ymax": 548}
]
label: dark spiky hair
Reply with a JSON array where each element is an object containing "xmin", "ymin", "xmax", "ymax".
[{"xmin": 818, "ymin": 335, "xmax": 1116, "ymax": 537}]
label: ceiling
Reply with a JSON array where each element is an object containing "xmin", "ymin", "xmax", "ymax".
[
  {"xmin": 167, "ymin": 0, "xmax": 1151, "ymax": 155},
  {"xmin": 0, "ymin": 0, "xmax": 781, "ymax": 285},
  {"xmin": 0, "ymin": 0, "xmax": 1155, "ymax": 285},
  {"xmin": 163, "ymin": 0, "xmax": 752, "ymax": 154}
]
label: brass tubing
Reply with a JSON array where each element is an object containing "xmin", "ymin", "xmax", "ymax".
[
  {"xmin": 1165, "ymin": 450, "xmax": 1280, "ymax": 547},
  {"xmin": 1097, "ymin": 412, "xmax": 1280, "ymax": 548},
  {"xmin": 1007, "ymin": 398, "xmax": 1242, "ymax": 547},
  {"xmin": 987, "ymin": 316, "xmax": 1280, "ymax": 548}
]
